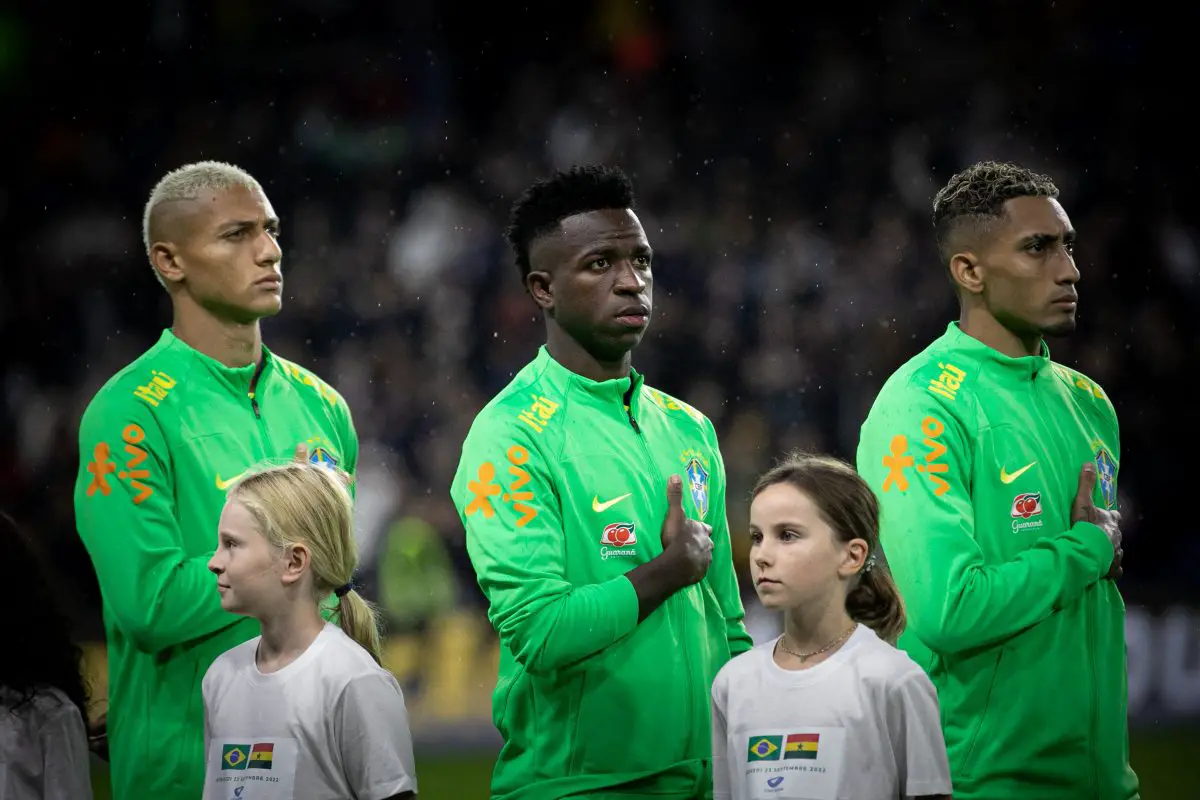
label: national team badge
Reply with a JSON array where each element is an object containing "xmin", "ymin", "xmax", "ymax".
[
  {"xmin": 309, "ymin": 446, "xmax": 338, "ymax": 469},
  {"xmin": 685, "ymin": 456, "xmax": 709, "ymax": 519},
  {"xmin": 1095, "ymin": 447, "xmax": 1117, "ymax": 509}
]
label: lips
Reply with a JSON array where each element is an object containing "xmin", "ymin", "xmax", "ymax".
[
  {"xmin": 614, "ymin": 305, "xmax": 649, "ymax": 327},
  {"xmin": 256, "ymin": 275, "xmax": 282, "ymax": 287}
]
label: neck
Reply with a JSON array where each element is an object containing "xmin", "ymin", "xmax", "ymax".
[
  {"xmin": 959, "ymin": 305, "xmax": 1041, "ymax": 358},
  {"xmin": 255, "ymin": 599, "xmax": 326, "ymax": 673},
  {"xmin": 776, "ymin": 595, "xmax": 856, "ymax": 670},
  {"xmin": 171, "ymin": 295, "xmax": 263, "ymax": 368},
  {"xmin": 544, "ymin": 322, "xmax": 632, "ymax": 382}
]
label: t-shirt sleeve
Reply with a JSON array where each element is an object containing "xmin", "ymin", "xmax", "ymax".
[
  {"xmin": 887, "ymin": 670, "xmax": 953, "ymax": 798},
  {"xmin": 39, "ymin": 699, "xmax": 95, "ymax": 800},
  {"xmin": 711, "ymin": 669, "xmax": 733, "ymax": 800},
  {"xmin": 336, "ymin": 672, "xmax": 418, "ymax": 799}
]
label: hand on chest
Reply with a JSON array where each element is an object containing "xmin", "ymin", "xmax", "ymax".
[
  {"xmin": 977, "ymin": 416, "xmax": 1117, "ymax": 554},
  {"xmin": 556, "ymin": 424, "xmax": 714, "ymax": 571}
]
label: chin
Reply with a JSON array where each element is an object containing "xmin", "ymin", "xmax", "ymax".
[
  {"xmin": 1041, "ymin": 318, "xmax": 1077, "ymax": 337},
  {"xmin": 755, "ymin": 589, "xmax": 790, "ymax": 610}
]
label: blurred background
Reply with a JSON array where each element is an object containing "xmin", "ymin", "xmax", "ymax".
[{"xmin": 5, "ymin": 1, "xmax": 1197, "ymax": 797}]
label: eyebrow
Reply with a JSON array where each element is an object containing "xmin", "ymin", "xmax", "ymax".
[
  {"xmin": 219, "ymin": 217, "xmax": 281, "ymax": 233},
  {"xmin": 1021, "ymin": 230, "xmax": 1075, "ymax": 247}
]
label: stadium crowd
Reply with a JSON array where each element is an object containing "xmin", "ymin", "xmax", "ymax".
[{"xmin": 5, "ymin": 1, "xmax": 1194, "ymax": 649}]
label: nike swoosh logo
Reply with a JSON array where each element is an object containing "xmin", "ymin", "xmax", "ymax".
[
  {"xmin": 215, "ymin": 470, "xmax": 250, "ymax": 490},
  {"xmin": 999, "ymin": 462, "xmax": 1036, "ymax": 484},
  {"xmin": 592, "ymin": 493, "xmax": 631, "ymax": 513}
]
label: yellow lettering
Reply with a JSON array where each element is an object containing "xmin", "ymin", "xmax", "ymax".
[{"xmin": 517, "ymin": 412, "xmax": 544, "ymax": 432}]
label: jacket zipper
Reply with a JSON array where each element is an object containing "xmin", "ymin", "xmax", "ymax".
[
  {"xmin": 248, "ymin": 356, "xmax": 275, "ymax": 451},
  {"xmin": 622, "ymin": 381, "xmax": 695, "ymax": 759},
  {"xmin": 1033, "ymin": 369, "xmax": 1100, "ymax": 794}
]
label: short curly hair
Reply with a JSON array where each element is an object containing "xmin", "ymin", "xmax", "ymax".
[
  {"xmin": 505, "ymin": 165, "xmax": 636, "ymax": 281},
  {"xmin": 933, "ymin": 161, "xmax": 1059, "ymax": 268}
]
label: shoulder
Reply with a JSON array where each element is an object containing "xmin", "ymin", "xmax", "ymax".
[
  {"xmin": 82, "ymin": 334, "xmax": 191, "ymax": 423},
  {"xmin": 1049, "ymin": 362, "xmax": 1117, "ymax": 419},
  {"xmin": 850, "ymin": 629, "xmax": 930, "ymax": 690},
  {"xmin": 462, "ymin": 358, "xmax": 565, "ymax": 450},
  {"xmin": 641, "ymin": 383, "xmax": 714, "ymax": 433},
  {"xmin": 269, "ymin": 354, "xmax": 351, "ymax": 413},
  {"xmin": 873, "ymin": 337, "xmax": 978, "ymax": 412},
  {"xmin": 321, "ymin": 627, "xmax": 402, "ymax": 693}
]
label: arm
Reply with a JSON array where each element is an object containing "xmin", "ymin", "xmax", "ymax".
[
  {"xmin": 40, "ymin": 700, "xmax": 95, "ymax": 800},
  {"xmin": 706, "ymin": 424, "xmax": 752, "ymax": 656},
  {"xmin": 856, "ymin": 389, "xmax": 1112, "ymax": 655},
  {"xmin": 711, "ymin": 675, "xmax": 732, "ymax": 800},
  {"xmin": 454, "ymin": 424, "xmax": 642, "ymax": 675},
  {"xmin": 73, "ymin": 394, "xmax": 239, "ymax": 653},
  {"xmin": 888, "ymin": 671, "xmax": 953, "ymax": 800},
  {"xmin": 336, "ymin": 674, "xmax": 418, "ymax": 799}
]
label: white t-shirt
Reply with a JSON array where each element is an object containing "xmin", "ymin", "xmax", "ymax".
[
  {"xmin": 0, "ymin": 686, "xmax": 94, "ymax": 800},
  {"xmin": 711, "ymin": 625, "xmax": 951, "ymax": 800},
  {"xmin": 202, "ymin": 623, "xmax": 417, "ymax": 800}
]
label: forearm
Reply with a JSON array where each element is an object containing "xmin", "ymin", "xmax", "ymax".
[{"xmin": 910, "ymin": 520, "xmax": 1111, "ymax": 654}]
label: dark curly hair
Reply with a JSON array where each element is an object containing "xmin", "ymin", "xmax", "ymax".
[
  {"xmin": 0, "ymin": 511, "xmax": 90, "ymax": 720},
  {"xmin": 932, "ymin": 160, "xmax": 1060, "ymax": 268},
  {"xmin": 505, "ymin": 165, "xmax": 636, "ymax": 281}
]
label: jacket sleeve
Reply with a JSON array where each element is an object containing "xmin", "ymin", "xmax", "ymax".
[
  {"xmin": 855, "ymin": 384, "xmax": 1113, "ymax": 655},
  {"xmin": 74, "ymin": 392, "xmax": 238, "ymax": 653},
  {"xmin": 705, "ymin": 421, "xmax": 752, "ymax": 657},
  {"xmin": 452, "ymin": 419, "xmax": 639, "ymax": 676}
]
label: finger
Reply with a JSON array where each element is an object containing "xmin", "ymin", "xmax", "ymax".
[
  {"xmin": 294, "ymin": 442, "xmax": 309, "ymax": 463},
  {"xmin": 1074, "ymin": 462, "xmax": 1096, "ymax": 506},
  {"xmin": 666, "ymin": 475, "xmax": 685, "ymax": 524}
]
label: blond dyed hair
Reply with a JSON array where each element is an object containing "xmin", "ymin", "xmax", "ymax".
[
  {"xmin": 142, "ymin": 160, "xmax": 262, "ymax": 287},
  {"xmin": 227, "ymin": 462, "xmax": 382, "ymax": 663}
]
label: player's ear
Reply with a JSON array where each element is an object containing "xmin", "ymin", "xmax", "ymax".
[
  {"xmin": 151, "ymin": 241, "xmax": 186, "ymax": 286},
  {"xmin": 526, "ymin": 270, "xmax": 554, "ymax": 312},
  {"xmin": 949, "ymin": 251, "xmax": 984, "ymax": 296}
]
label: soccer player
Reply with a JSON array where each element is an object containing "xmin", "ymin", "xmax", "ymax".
[
  {"xmin": 711, "ymin": 454, "xmax": 951, "ymax": 800},
  {"xmin": 73, "ymin": 161, "xmax": 359, "ymax": 800},
  {"xmin": 451, "ymin": 165, "xmax": 752, "ymax": 800},
  {"xmin": 203, "ymin": 463, "xmax": 416, "ymax": 799},
  {"xmin": 856, "ymin": 161, "xmax": 1137, "ymax": 799}
]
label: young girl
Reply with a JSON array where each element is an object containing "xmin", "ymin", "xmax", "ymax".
[
  {"xmin": 202, "ymin": 463, "xmax": 417, "ymax": 800},
  {"xmin": 711, "ymin": 454, "xmax": 951, "ymax": 800},
  {"xmin": 0, "ymin": 510, "xmax": 94, "ymax": 800}
]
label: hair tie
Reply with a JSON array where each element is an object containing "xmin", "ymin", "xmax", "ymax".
[{"xmin": 334, "ymin": 582, "xmax": 354, "ymax": 598}]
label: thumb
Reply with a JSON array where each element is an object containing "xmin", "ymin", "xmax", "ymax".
[
  {"xmin": 294, "ymin": 442, "xmax": 309, "ymax": 463},
  {"xmin": 1075, "ymin": 462, "xmax": 1096, "ymax": 505},
  {"xmin": 666, "ymin": 475, "xmax": 685, "ymax": 522}
]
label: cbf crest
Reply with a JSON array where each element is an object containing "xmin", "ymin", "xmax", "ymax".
[
  {"xmin": 680, "ymin": 448, "xmax": 710, "ymax": 519},
  {"xmin": 306, "ymin": 436, "xmax": 338, "ymax": 470},
  {"xmin": 1094, "ymin": 446, "xmax": 1117, "ymax": 509}
]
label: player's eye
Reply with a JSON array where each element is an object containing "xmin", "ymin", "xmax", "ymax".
[
  {"xmin": 590, "ymin": 258, "xmax": 609, "ymax": 270},
  {"xmin": 749, "ymin": 531, "xmax": 763, "ymax": 544},
  {"xmin": 225, "ymin": 228, "xmax": 247, "ymax": 240},
  {"xmin": 634, "ymin": 255, "xmax": 651, "ymax": 268}
]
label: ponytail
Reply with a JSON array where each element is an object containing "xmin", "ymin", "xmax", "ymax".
[
  {"xmin": 845, "ymin": 558, "xmax": 906, "ymax": 645},
  {"xmin": 335, "ymin": 589, "xmax": 383, "ymax": 665}
]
